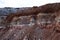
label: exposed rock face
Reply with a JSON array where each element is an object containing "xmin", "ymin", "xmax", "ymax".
[{"xmin": 0, "ymin": 3, "xmax": 60, "ymax": 40}]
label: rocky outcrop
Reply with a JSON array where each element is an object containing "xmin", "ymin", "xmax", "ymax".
[{"xmin": 0, "ymin": 3, "xmax": 60, "ymax": 40}]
